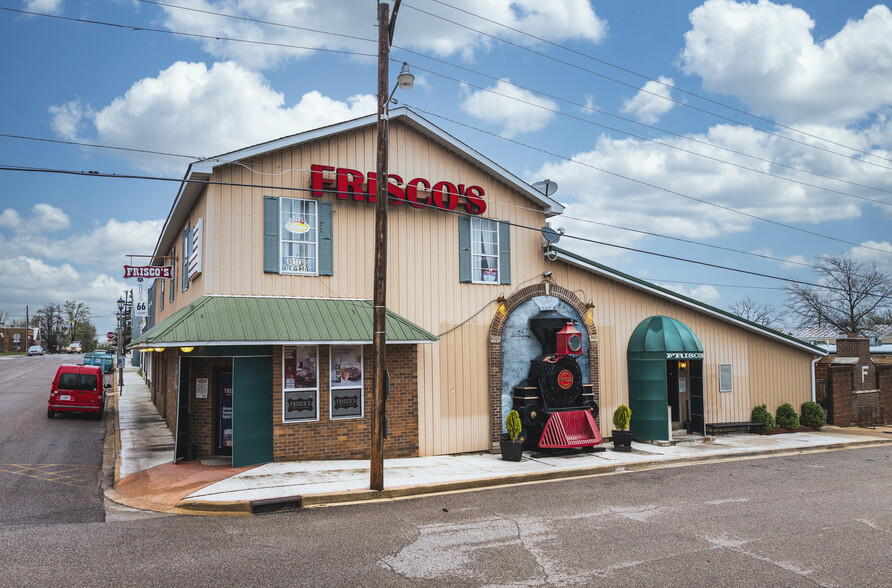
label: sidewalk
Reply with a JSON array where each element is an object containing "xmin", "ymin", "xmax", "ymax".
[{"xmin": 104, "ymin": 366, "xmax": 892, "ymax": 516}]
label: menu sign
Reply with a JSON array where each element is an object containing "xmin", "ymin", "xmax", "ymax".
[
  {"xmin": 283, "ymin": 346, "xmax": 318, "ymax": 422},
  {"xmin": 330, "ymin": 345, "xmax": 363, "ymax": 419}
]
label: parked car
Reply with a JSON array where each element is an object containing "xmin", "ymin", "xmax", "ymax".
[
  {"xmin": 47, "ymin": 364, "xmax": 109, "ymax": 419},
  {"xmin": 27, "ymin": 345, "xmax": 44, "ymax": 356},
  {"xmin": 65, "ymin": 341, "xmax": 82, "ymax": 354}
]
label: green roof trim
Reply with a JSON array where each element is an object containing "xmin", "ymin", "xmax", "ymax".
[
  {"xmin": 550, "ymin": 246, "xmax": 826, "ymax": 355},
  {"xmin": 130, "ymin": 296, "xmax": 437, "ymax": 348}
]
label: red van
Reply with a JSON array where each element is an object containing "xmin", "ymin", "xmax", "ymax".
[{"xmin": 47, "ymin": 364, "xmax": 108, "ymax": 419}]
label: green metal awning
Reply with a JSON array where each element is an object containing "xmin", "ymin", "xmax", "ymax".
[
  {"xmin": 628, "ymin": 315, "xmax": 703, "ymax": 360},
  {"xmin": 130, "ymin": 296, "xmax": 437, "ymax": 348}
]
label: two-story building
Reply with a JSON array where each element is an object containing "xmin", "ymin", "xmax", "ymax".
[{"xmin": 132, "ymin": 108, "xmax": 824, "ymax": 467}]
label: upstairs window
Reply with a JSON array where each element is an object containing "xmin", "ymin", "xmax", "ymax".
[
  {"xmin": 280, "ymin": 198, "xmax": 318, "ymax": 275},
  {"xmin": 264, "ymin": 196, "xmax": 333, "ymax": 276},
  {"xmin": 471, "ymin": 217, "xmax": 500, "ymax": 283},
  {"xmin": 458, "ymin": 216, "xmax": 510, "ymax": 284}
]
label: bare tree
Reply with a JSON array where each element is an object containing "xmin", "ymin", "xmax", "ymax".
[
  {"xmin": 728, "ymin": 297, "xmax": 785, "ymax": 328},
  {"xmin": 786, "ymin": 255, "xmax": 892, "ymax": 333},
  {"xmin": 0, "ymin": 309, "xmax": 9, "ymax": 325},
  {"xmin": 32, "ymin": 304, "xmax": 64, "ymax": 353}
]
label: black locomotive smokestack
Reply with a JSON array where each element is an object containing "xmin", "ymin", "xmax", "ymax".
[{"xmin": 529, "ymin": 310, "xmax": 571, "ymax": 355}]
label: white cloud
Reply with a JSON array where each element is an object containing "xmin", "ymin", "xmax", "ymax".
[
  {"xmin": 0, "ymin": 211, "xmax": 162, "ymax": 272},
  {"xmin": 620, "ymin": 77, "xmax": 675, "ymax": 124},
  {"xmin": 681, "ymin": 1, "xmax": 892, "ymax": 125},
  {"xmin": 847, "ymin": 240, "xmax": 892, "ymax": 271},
  {"xmin": 48, "ymin": 99, "xmax": 93, "ymax": 140},
  {"xmin": 0, "ymin": 208, "xmax": 21, "ymax": 229},
  {"xmin": 0, "ymin": 204, "xmax": 69, "ymax": 234},
  {"xmin": 531, "ymin": 116, "xmax": 892, "ymax": 258},
  {"xmin": 460, "ymin": 79, "xmax": 557, "ymax": 138},
  {"xmin": 657, "ymin": 283, "xmax": 721, "ymax": 304},
  {"xmin": 23, "ymin": 0, "xmax": 62, "ymax": 15},
  {"xmin": 50, "ymin": 61, "xmax": 377, "ymax": 172},
  {"xmin": 157, "ymin": 0, "xmax": 606, "ymax": 68}
]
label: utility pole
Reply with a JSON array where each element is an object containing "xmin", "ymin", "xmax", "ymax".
[{"xmin": 371, "ymin": 0, "xmax": 401, "ymax": 491}]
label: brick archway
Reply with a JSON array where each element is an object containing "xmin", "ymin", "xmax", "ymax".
[{"xmin": 488, "ymin": 280, "xmax": 599, "ymax": 450}]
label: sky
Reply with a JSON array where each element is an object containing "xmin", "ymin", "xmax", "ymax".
[{"xmin": 2, "ymin": 0, "xmax": 891, "ymax": 339}]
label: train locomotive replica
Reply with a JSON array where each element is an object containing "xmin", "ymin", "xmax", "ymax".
[{"xmin": 512, "ymin": 310, "xmax": 603, "ymax": 451}]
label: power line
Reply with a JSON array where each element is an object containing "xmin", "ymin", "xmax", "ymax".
[
  {"xmin": 2, "ymin": 161, "xmax": 884, "ymax": 296},
  {"xmin": 392, "ymin": 56, "xmax": 892, "ymax": 200},
  {"xmin": 402, "ymin": 1, "xmax": 892, "ymax": 169},
  {"xmin": 0, "ymin": 7, "xmax": 377, "ymax": 59},
  {"xmin": 403, "ymin": 103, "xmax": 892, "ymax": 258},
  {"xmin": 0, "ymin": 133, "xmax": 201, "ymax": 160},
  {"xmin": 425, "ymin": 0, "xmax": 892, "ymax": 166},
  {"xmin": 400, "ymin": 60, "xmax": 892, "ymax": 209}
]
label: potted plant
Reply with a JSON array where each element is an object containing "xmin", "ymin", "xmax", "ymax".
[
  {"xmin": 500, "ymin": 409, "xmax": 524, "ymax": 461},
  {"xmin": 612, "ymin": 404, "xmax": 633, "ymax": 452}
]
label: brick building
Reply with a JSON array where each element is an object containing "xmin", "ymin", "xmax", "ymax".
[{"xmin": 132, "ymin": 109, "xmax": 825, "ymax": 467}]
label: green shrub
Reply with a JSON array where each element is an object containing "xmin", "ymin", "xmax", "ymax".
[
  {"xmin": 751, "ymin": 404, "xmax": 775, "ymax": 432},
  {"xmin": 505, "ymin": 410, "xmax": 522, "ymax": 442},
  {"xmin": 800, "ymin": 401, "xmax": 827, "ymax": 430},
  {"xmin": 775, "ymin": 403, "xmax": 800, "ymax": 430},
  {"xmin": 613, "ymin": 404, "xmax": 631, "ymax": 431}
]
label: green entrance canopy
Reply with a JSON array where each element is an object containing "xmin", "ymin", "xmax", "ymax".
[
  {"xmin": 627, "ymin": 316, "xmax": 704, "ymax": 440},
  {"xmin": 628, "ymin": 315, "xmax": 703, "ymax": 359}
]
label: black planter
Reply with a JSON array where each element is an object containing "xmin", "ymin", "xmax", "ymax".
[
  {"xmin": 500, "ymin": 439, "xmax": 524, "ymax": 461},
  {"xmin": 612, "ymin": 429, "xmax": 633, "ymax": 452}
]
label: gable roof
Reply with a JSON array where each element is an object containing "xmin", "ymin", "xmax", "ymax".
[
  {"xmin": 152, "ymin": 107, "xmax": 563, "ymax": 263},
  {"xmin": 129, "ymin": 295, "xmax": 437, "ymax": 348},
  {"xmin": 548, "ymin": 246, "xmax": 826, "ymax": 356}
]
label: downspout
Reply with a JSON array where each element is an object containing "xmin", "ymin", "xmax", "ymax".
[{"xmin": 811, "ymin": 356, "xmax": 820, "ymax": 402}]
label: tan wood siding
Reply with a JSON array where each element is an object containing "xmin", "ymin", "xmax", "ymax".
[{"xmin": 154, "ymin": 120, "xmax": 817, "ymax": 457}]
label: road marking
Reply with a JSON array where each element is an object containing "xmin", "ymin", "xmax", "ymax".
[{"xmin": 0, "ymin": 464, "xmax": 93, "ymax": 486}]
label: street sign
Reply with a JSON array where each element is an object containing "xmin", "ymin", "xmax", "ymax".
[
  {"xmin": 124, "ymin": 265, "xmax": 172, "ymax": 279},
  {"xmin": 107, "ymin": 332, "xmax": 115, "ymax": 339}
]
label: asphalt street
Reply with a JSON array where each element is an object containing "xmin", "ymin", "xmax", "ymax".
[
  {"xmin": 0, "ymin": 443, "xmax": 890, "ymax": 586},
  {"xmin": 0, "ymin": 354, "xmax": 107, "ymax": 527}
]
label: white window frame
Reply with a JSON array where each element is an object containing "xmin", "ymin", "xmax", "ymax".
[
  {"xmin": 719, "ymin": 363, "xmax": 733, "ymax": 392},
  {"xmin": 282, "ymin": 345, "xmax": 320, "ymax": 423},
  {"xmin": 279, "ymin": 197, "xmax": 319, "ymax": 276},
  {"xmin": 329, "ymin": 345, "xmax": 364, "ymax": 420},
  {"xmin": 470, "ymin": 217, "xmax": 499, "ymax": 284}
]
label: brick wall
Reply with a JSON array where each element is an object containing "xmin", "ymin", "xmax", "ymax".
[
  {"xmin": 271, "ymin": 344, "xmax": 419, "ymax": 461},
  {"xmin": 829, "ymin": 364, "xmax": 855, "ymax": 426},
  {"xmin": 880, "ymin": 365, "xmax": 892, "ymax": 421}
]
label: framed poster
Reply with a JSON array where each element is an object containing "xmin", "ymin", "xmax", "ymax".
[
  {"xmin": 283, "ymin": 345, "xmax": 319, "ymax": 422},
  {"xmin": 330, "ymin": 345, "xmax": 363, "ymax": 419}
]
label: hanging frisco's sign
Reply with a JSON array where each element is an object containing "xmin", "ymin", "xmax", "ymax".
[
  {"xmin": 310, "ymin": 164, "xmax": 487, "ymax": 215},
  {"xmin": 124, "ymin": 265, "xmax": 173, "ymax": 279}
]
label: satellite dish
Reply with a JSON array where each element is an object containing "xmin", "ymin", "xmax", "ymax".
[
  {"xmin": 532, "ymin": 179, "xmax": 558, "ymax": 198},
  {"xmin": 541, "ymin": 226, "xmax": 561, "ymax": 245}
]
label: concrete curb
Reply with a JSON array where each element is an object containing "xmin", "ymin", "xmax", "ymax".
[{"xmin": 167, "ymin": 436, "xmax": 892, "ymax": 515}]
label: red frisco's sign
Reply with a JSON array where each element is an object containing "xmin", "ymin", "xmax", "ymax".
[
  {"xmin": 310, "ymin": 164, "xmax": 486, "ymax": 215},
  {"xmin": 124, "ymin": 265, "xmax": 173, "ymax": 279}
]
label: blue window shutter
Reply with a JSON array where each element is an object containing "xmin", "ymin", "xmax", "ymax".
[
  {"xmin": 263, "ymin": 196, "xmax": 280, "ymax": 273},
  {"xmin": 318, "ymin": 201, "xmax": 333, "ymax": 276},
  {"xmin": 499, "ymin": 221, "xmax": 511, "ymax": 284},
  {"xmin": 458, "ymin": 216, "xmax": 471, "ymax": 283}
]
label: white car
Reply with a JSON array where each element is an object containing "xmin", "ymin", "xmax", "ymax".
[{"xmin": 27, "ymin": 345, "xmax": 44, "ymax": 356}]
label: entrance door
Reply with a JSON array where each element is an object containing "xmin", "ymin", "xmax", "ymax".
[
  {"xmin": 232, "ymin": 356, "xmax": 273, "ymax": 468},
  {"xmin": 214, "ymin": 369, "xmax": 233, "ymax": 456},
  {"xmin": 174, "ymin": 357, "xmax": 191, "ymax": 461},
  {"xmin": 689, "ymin": 360, "xmax": 705, "ymax": 434},
  {"xmin": 666, "ymin": 361, "xmax": 680, "ymax": 425}
]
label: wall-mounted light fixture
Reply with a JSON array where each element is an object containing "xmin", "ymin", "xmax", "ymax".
[
  {"xmin": 154, "ymin": 347, "xmax": 164, "ymax": 353},
  {"xmin": 496, "ymin": 295, "xmax": 507, "ymax": 316},
  {"xmin": 679, "ymin": 362, "xmax": 688, "ymax": 369},
  {"xmin": 180, "ymin": 347, "xmax": 194, "ymax": 353}
]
